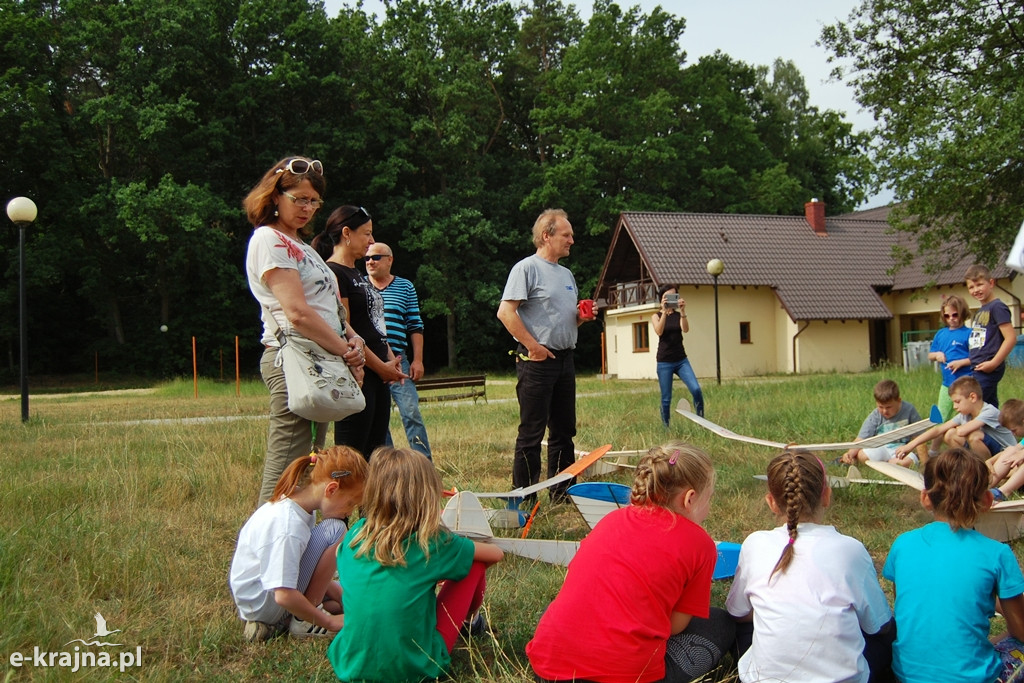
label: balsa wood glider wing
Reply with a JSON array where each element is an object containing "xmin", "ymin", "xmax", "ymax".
[
  {"xmin": 863, "ymin": 460, "xmax": 1024, "ymax": 542},
  {"xmin": 863, "ymin": 460, "xmax": 925, "ymax": 489},
  {"xmin": 475, "ymin": 444, "xmax": 613, "ymax": 499},
  {"xmin": 675, "ymin": 399, "xmax": 935, "ymax": 452},
  {"xmin": 442, "ymin": 491, "xmax": 580, "ymax": 566},
  {"xmin": 541, "ymin": 441, "xmax": 642, "ymax": 477}
]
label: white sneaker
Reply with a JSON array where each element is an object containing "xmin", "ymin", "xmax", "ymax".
[{"xmin": 288, "ymin": 607, "xmax": 337, "ymax": 638}]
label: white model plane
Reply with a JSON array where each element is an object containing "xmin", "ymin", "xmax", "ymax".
[
  {"xmin": 674, "ymin": 399, "xmax": 936, "ymax": 452},
  {"xmin": 443, "ymin": 482, "xmax": 741, "ymax": 578},
  {"xmin": 539, "ymin": 440, "xmax": 642, "ymax": 477},
  {"xmin": 861, "ymin": 460, "xmax": 1024, "ymax": 543}
]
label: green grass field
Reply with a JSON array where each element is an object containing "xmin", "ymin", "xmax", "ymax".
[{"xmin": 2, "ymin": 367, "xmax": 1023, "ymax": 681}]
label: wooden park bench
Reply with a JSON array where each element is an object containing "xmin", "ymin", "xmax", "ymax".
[{"xmin": 415, "ymin": 374, "xmax": 487, "ymax": 404}]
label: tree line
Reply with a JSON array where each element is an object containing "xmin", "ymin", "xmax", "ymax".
[{"xmin": 1, "ymin": 0, "xmax": 874, "ymax": 378}]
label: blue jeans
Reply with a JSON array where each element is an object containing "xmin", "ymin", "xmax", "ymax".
[
  {"xmin": 385, "ymin": 356, "xmax": 432, "ymax": 459},
  {"xmin": 658, "ymin": 358, "xmax": 704, "ymax": 424}
]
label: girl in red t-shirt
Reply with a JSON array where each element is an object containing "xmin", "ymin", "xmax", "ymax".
[{"xmin": 527, "ymin": 442, "xmax": 735, "ymax": 683}]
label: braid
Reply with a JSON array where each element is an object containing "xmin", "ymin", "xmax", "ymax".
[
  {"xmin": 630, "ymin": 442, "xmax": 713, "ymax": 512},
  {"xmin": 767, "ymin": 449, "xmax": 826, "ymax": 579}
]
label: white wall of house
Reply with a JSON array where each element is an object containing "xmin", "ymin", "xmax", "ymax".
[
  {"xmin": 602, "ymin": 277, "xmax": 1024, "ymax": 379},
  {"xmin": 605, "ymin": 286, "xmax": 781, "ymax": 379},
  {"xmin": 793, "ymin": 320, "xmax": 872, "ymax": 373}
]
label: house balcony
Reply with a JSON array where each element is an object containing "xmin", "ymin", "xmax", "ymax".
[{"xmin": 602, "ymin": 281, "xmax": 659, "ymax": 310}]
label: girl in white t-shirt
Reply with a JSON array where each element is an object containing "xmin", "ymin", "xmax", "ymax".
[
  {"xmin": 726, "ymin": 449, "xmax": 893, "ymax": 683},
  {"xmin": 229, "ymin": 445, "xmax": 366, "ymax": 642}
]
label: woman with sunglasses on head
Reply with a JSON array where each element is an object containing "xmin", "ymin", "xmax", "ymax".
[
  {"xmin": 313, "ymin": 206, "xmax": 407, "ymax": 460},
  {"xmin": 244, "ymin": 157, "xmax": 367, "ymax": 504}
]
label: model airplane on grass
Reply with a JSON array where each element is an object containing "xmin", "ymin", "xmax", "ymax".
[
  {"xmin": 442, "ymin": 490, "xmax": 581, "ymax": 566},
  {"xmin": 860, "ymin": 460, "xmax": 1024, "ymax": 543},
  {"xmin": 540, "ymin": 440, "xmax": 642, "ymax": 477},
  {"xmin": 674, "ymin": 399, "xmax": 937, "ymax": 452},
  {"xmin": 473, "ymin": 444, "xmax": 613, "ymax": 502},
  {"xmin": 447, "ymin": 444, "xmax": 615, "ymax": 531},
  {"xmin": 442, "ymin": 481, "xmax": 740, "ymax": 577}
]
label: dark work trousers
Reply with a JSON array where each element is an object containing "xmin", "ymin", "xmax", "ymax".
[
  {"xmin": 334, "ymin": 369, "xmax": 390, "ymax": 460},
  {"xmin": 513, "ymin": 346, "xmax": 577, "ymax": 499}
]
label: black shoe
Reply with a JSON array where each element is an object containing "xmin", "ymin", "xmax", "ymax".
[{"xmin": 460, "ymin": 612, "xmax": 488, "ymax": 638}]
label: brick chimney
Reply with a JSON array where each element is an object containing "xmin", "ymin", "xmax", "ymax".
[{"xmin": 804, "ymin": 198, "xmax": 826, "ymax": 234}]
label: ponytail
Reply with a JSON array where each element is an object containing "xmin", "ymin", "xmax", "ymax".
[{"xmin": 269, "ymin": 445, "xmax": 367, "ymax": 503}]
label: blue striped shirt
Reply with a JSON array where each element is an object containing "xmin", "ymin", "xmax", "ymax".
[{"xmin": 373, "ymin": 276, "xmax": 424, "ymax": 356}]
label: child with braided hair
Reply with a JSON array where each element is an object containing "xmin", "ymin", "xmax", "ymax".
[
  {"xmin": 884, "ymin": 448, "xmax": 1024, "ymax": 683},
  {"xmin": 528, "ymin": 441, "xmax": 735, "ymax": 683},
  {"xmin": 229, "ymin": 446, "xmax": 367, "ymax": 641},
  {"xmin": 726, "ymin": 449, "xmax": 893, "ymax": 682}
]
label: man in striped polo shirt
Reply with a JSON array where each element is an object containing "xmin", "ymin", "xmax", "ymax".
[{"xmin": 365, "ymin": 242, "xmax": 432, "ymax": 459}]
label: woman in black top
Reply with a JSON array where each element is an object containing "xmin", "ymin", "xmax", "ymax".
[
  {"xmin": 313, "ymin": 206, "xmax": 407, "ymax": 459},
  {"xmin": 651, "ymin": 284, "xmax": 705, "ymax": 424}
]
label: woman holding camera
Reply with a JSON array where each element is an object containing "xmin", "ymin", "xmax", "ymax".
[{"xmin": 652, "ymin": 284, "xmax": 704, "ymax": 424}]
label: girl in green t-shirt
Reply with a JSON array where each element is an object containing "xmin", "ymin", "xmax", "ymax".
[{"xmin": 328, "ymin": 448, "xmax": 503, "ymax": 682}]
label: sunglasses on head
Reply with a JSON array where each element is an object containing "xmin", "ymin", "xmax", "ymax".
[
  {"xmin": 364, "ymin": 254, "xmax": 390, "ymax": 262},
  {"xmin": 275, "ymin": 158, "xmax": 323, "ymax": 176},
  {"xmin": 338, "ymin": 206, "xmax": 372, "ymax": 230}
]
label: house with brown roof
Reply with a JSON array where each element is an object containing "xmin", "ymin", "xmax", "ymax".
[{"xmin": 594, "ymin": 201, "xmax": 1023, "ymax": 379}]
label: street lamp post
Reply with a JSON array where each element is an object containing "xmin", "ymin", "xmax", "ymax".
[
  {"xmin": 7, "ymin": 197, "xmax": 37, "ymax": 422},
  {"xmin": 706, "ymin": 258, "xmax": 724, "ymax": 386}
]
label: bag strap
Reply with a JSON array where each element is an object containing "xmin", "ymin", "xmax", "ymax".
[{"xmin": 260, "ymin": 303, "xmax": 289, "ymax": 348}]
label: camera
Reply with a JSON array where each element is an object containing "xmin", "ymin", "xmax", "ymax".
[{"xmin": 665, "ymin": 293, "xmax": 679, "ymax": 309}]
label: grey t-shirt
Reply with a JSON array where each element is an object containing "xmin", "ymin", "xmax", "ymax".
[
  {"xmin": 857, "ymin": 401, "xmax": 922, "ymax": 446},
  {"xmin": 953, "ymin": 403, "xmax": 1017, "ymax": 449},
  {"xmin": 501, "ymin": 254, "xmax": 579, "ymax": 351}
]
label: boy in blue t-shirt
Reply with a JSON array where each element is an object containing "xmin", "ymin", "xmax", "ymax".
[{"xmin": 965, "ymin": 264, "xmax": 1016, "ymax": 408}]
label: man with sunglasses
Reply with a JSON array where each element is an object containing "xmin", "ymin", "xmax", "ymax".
[
  {"xmin": 497, "ymin": 209, "xmax": 596, "ymax": 503},
  {"xmin": 365, "ymin": 243, "xmax": 433, "ymax": 460}
]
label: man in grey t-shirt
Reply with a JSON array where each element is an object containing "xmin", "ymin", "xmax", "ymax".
[{"xmin": 497, "ymin": 209, "xmax": 596, "ymax": 500}]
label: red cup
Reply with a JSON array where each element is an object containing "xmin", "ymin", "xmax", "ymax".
[{"xmin": 578, "ymin": 299, "xmax": 595, "ymax": 319}]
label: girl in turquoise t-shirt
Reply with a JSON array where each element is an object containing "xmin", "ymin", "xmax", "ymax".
[
  {"xmin": 884, "ymin": 448, "xmax": 1024, "ymax": 682},
  {"xmin": 328, "ymin": 447, "xmax": 503, "ymax": 682}
]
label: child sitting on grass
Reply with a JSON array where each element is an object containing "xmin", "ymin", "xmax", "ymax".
[
  {"xmin": 328, "ymin": 447, "xmax": 503, "ymax": 683},
  {"xmin": 528, "ymin": 442, "xmax": 735, "ymax": 683},
  {"xmin": 984, "ymin": 398, "xmax": 1024, "ymax": 501},
  {"xmin": 727, "ymin": 449, "xmax": 893, "ymax": 683},
  {"xmin": 840, "ymin": 379, "xmax": 927, "ymax": 468},
  {"xmin": 883, "ymin": 448, "xmax": 1024, "ymax": 683},
  {"xmin": 229, "ymin": 446, "xmax": 367, "ymax": 641},
  {"xmin": 894, "ymin": 376, "xmax": 1016, "ymax": 464}
]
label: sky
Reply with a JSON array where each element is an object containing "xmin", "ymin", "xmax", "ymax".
[{"xmin": 322, "ymin": 0, "xmax": 892, "ymax": 208}]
